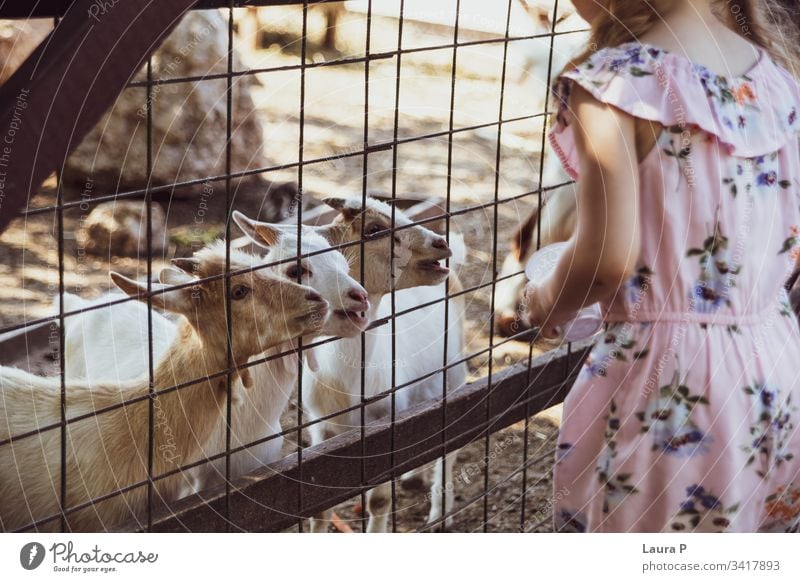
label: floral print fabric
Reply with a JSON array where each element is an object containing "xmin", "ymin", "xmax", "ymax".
[{"xmin": 549, "ymin": 42, "xmax": 800, "ymax": 532}]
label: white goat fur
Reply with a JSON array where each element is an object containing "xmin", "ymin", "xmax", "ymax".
[
  {"xmin": 58, "ymin": 228, "xmax": 368, "ymax": 492},
  {"xmin": 515, "ymin": 2, "xmax": 587, "ymax": 91},
  {"xmin": 303, "ymin": 197, "xmax": 468, "ymax": 532},
  {"xmin": 60, "ymin": 293, "xmax": 177, "ymax": 383},
  {"xmin": 494, "ymin": 165, "xmax": 577, "ymax": 335},
  {"xmin": 195, "ymin": 226, "xmax": 369, "ymax": 487}
]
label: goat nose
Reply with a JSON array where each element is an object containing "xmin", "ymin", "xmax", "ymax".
[
  {"xmin": 305, "ymin": 290, "xmax": 324, "ymax": 303},
  {"xmin": 432, "ymin": 238, "xmax": 449, "ymax": 251},
  {"xmin": 348, "ymin": 289, "xmax": 368, "ymax": 304}
]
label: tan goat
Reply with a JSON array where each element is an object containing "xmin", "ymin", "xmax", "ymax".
[{"xmin": 0, "ymin": 241, "xmax": 327, "ymax": 532}]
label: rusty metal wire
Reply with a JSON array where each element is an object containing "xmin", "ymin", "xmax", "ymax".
[{"xmin": 0, "ymin": 0, "xmax": 584, "ymax": 533}]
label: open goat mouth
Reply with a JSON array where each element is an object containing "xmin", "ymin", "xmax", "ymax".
[
  {"xmin": 416, "ymin": 259, "xmax": 450, "ymax": 275},
  {"xmin": 297, "ymin": 304, "xmax": 329, "ymax": 324},
  {"xmin": 333, "ymin": 309, "xmax": 369, "ymax": 328}
]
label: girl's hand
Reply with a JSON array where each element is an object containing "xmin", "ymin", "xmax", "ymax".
[{"xmin": 523, "ymin": 280, "xmax": 569, "ymax": 340}]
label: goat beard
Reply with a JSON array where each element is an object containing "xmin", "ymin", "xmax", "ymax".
[
  {"xmin": 215, "ymin": 364, "xmax": 254, "ymax": 394},
  {"xmin": 238, "ymin": 367, "xmax": 254, "ymax": 388},
  {"xmin": 297, "ymin": 336, "xmax": 320, "ymax": 373}
]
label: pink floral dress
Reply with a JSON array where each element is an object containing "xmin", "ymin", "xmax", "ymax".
[{"xmin": 548, "ymin": 42, "xmax": 800, "ymax": 532}]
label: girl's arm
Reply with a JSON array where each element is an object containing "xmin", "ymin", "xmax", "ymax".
[{"xmin": 525, "ymin": 84, "xmax": 641, "ymax": 337}]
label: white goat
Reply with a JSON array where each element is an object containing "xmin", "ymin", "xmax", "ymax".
[
  {"xmin": 60, "ymin": 292, "xmax": 177, "ymax": 382},
  {"xmin": 0, "ymin": 242, "xmax": 327, "ymax": 532},
  {"xmin": 303, "ymin": 196, "xmax": 468, "ymax": 533},
  {"xmin": 516, "ymin": 1, "xmax": 588, "ymax": 90},
  {"xmin": 58, "ymin": 218, "xmax": 370, "ymax": 493}
]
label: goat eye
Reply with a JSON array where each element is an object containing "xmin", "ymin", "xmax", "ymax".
[
  {"xmin": 231, "ymin": 285, "xmax": 251, "ymax": 300},
  {"xmin": 285, "ymin": 265, "xmax": 309, "ymax": 280},
  {"xmin": 366, "ymin": 223, "xmax": 387, "ymax": 237}
]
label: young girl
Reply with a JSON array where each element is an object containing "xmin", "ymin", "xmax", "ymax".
[{"xmin": 525, "ymin": 0, "xmax": 800, "ymax": 532}]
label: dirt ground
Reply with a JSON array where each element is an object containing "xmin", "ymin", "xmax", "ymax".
[
  {"xmin": 0, "ymin": 7, "xmax": 568, "ymax": 532},
  {"xmin": 306, "ymin": 416, "xmax": 561, "ymax": 533}
]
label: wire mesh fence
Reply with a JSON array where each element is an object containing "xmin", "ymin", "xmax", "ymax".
[{"xmin": 0, "ymin": 0, "xmax": 590, "ymax": 533}]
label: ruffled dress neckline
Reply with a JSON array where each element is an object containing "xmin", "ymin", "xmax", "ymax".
[
  {"xmin": 617, "ymin": 40, "xmax": 767, "ymax": 81},
  {"xmin": 549, "ymin": 41, "xmax": 800, "ymax": 179}
]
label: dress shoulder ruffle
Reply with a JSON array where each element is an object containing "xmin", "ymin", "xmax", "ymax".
[{"xmin": 549, "ymin": 41, "xmax": 800, "ymax": 179}]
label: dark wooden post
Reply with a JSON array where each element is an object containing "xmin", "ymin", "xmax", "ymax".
[{"xmin": 0, "ymin": 0, "xmax": 197, "ymax": 233}]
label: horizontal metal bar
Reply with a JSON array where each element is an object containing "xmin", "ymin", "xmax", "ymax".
[
  {"xmin": 117, "ymin": 341, "xmax": 590, "ymax": 532},
  {"xmin": 1, "ymin": 181, "xmax": 573, "ymax": 450},
  {"xmin": 22, "ymin": 142, "xmax": 395, "ymax": 217}
]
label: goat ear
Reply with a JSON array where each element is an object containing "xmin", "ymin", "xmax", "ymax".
[
  {"xmin": 322, "ymin": 197, "xmax": 363, "ymax": 221},
  {"xmin": 253, "ymin": 224, "xmax": 282, "ymax": 247},
  {"xmin": 310, "ymin": 223, "xmax": 342, "ymax": 245},
  {"xmin": 152, "ymin": 267, "xmax": 196, "ymax": 313},
  {"xmin": 159, "ymin": 267, "xmax": 195, "ymax": 287},
  {"xmin": 111, "ymin": 271, "xmax": 171, "ymax": 311},
  {"xmin": 232, "ymin": 210, "xmax": 282, "ymax": 248},
  {"xmin": 232, "ymin": 210, "xmax": 259, "ymax": 240},
  {"xmin": 512, "ymin": 205, "xmax": 541, "ymax": 262},
  {"xmin": 110, "ymin": 272, "xmax": 146, "ymax": 298},
  {"xmin": 171, "ymin": 257, "xmax": 200, "ymax": 275},
  {"xmin": 322, "ymin": 196, "xmax": 347, "ymax": 211}
]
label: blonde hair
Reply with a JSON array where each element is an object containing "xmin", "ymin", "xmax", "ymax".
[{"xmin": 565, "ymin": 0, "xmax": 799, "ymax": 77}]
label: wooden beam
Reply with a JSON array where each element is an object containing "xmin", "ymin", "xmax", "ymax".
[
  {"xmin": 0, "ymin": 1, "xmax": 347, "ymax": 20},
  {"xmin": 0, "ymin": 0, "xmax": 196, "ymax": 233},
  {"xmin": 127, "ymin": 341, "xmax": 590, "ymax": 532}
]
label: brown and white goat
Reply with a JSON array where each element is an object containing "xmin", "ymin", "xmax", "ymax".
[
  {"xmin": 58, "ymin": 219, "xmax": 369, "ymax": 495},
  {"xmin": 303, "ymin": 196, "xmax": 469, "ymax": 532}
]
